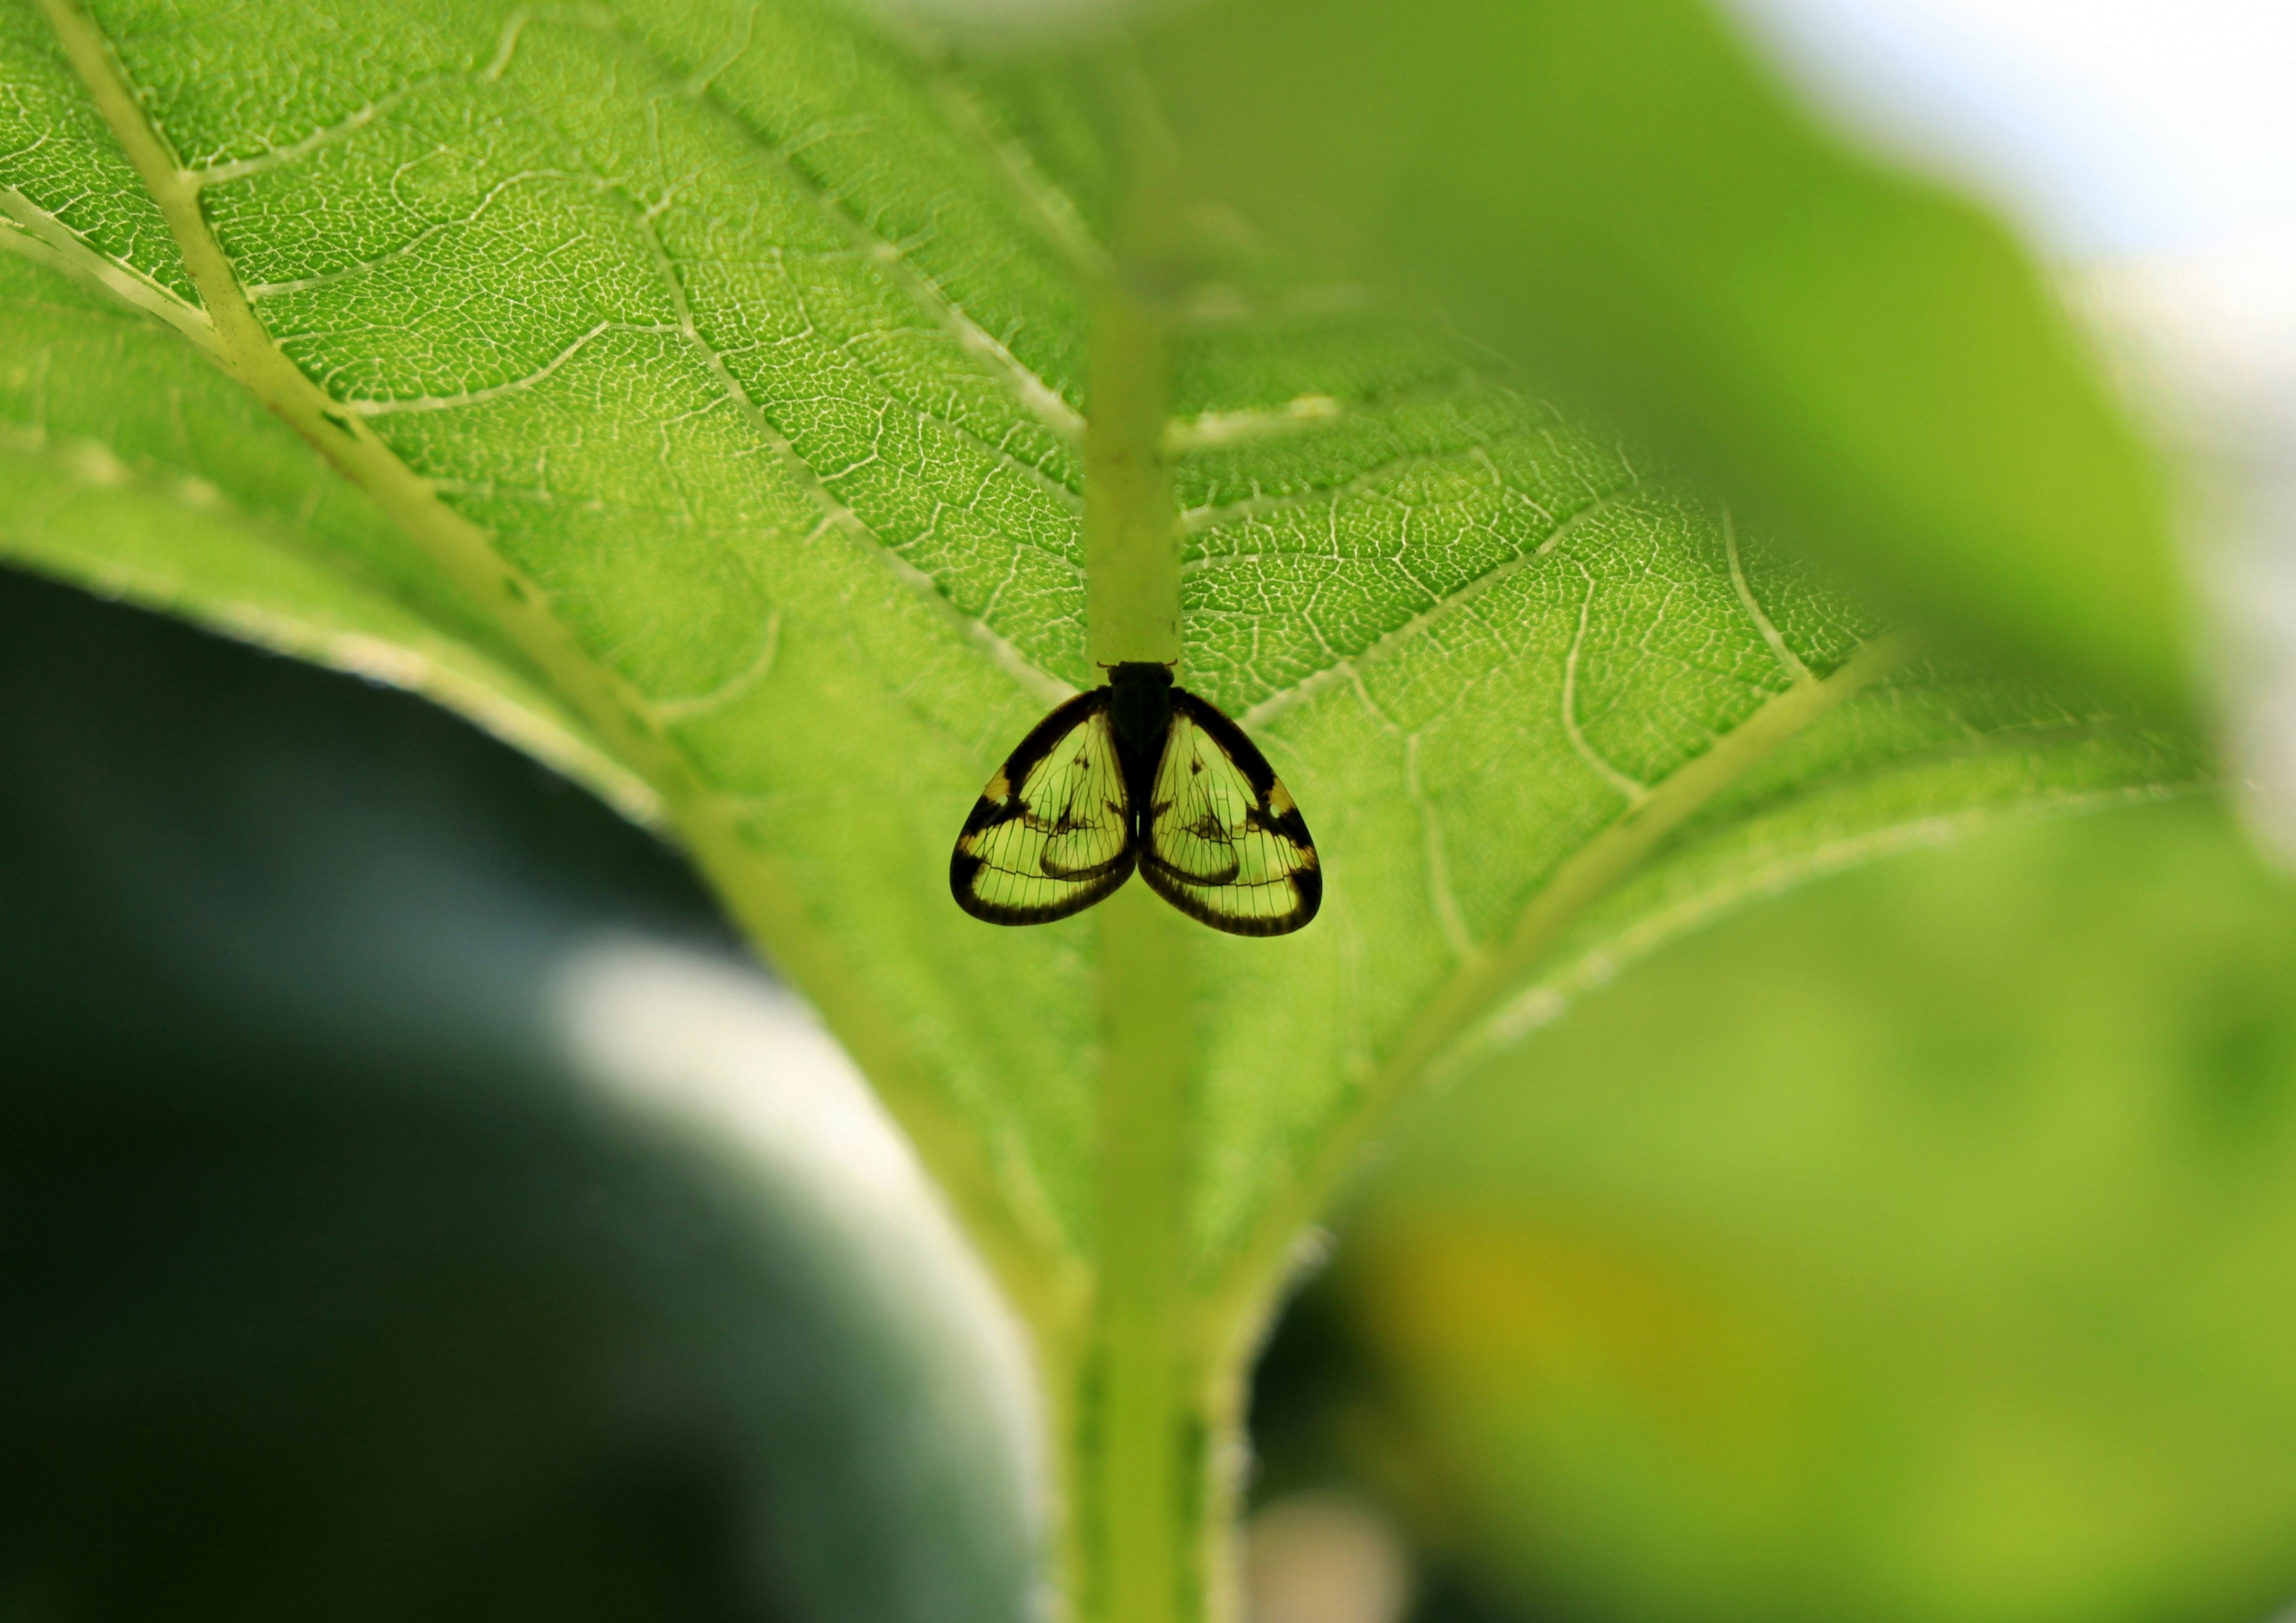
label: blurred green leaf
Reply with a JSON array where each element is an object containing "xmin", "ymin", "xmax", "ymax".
[
  {"xmin": 1134, "ymin": 0, "xmax": 2190, "ymax": 702},
  {"xmin": 1328, "ymin": 800, "xmax": 2296, "ymax": 1623},
  {"xmin": 0, "ymin": 0, "xmax": 2200, "ymax": 1384}
]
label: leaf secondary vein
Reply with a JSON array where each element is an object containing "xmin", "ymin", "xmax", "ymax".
[
  {"xmin": 236, "ymin": 139, "xmax": 1086, "ymax": 519},
  {"xmin": 173, "ymin": 2, "xmax": 1088, "ymax": 459},
  {"xmin": 926, "ymin": 66, "xmax": 1111, "ymax": 280},
  {"xmin": 0, "ymin": 184, "xmax": 213, "ymax": 350},
  {"xmin": 625, "ymin": 196, "xmax": 1077, "ymax": 706},
  {"xmin": 1238, "ymin": 477, "xmax": 1641, "ymax": 727},
  {"xmin": 1202, "ymin": 627, "xmax": 1921, "ymax": 1363},
  {"xmin": 1180, "ymin": 444, "xmax": 1524, "ymax": 535},
  {"xmin": 1560, "ymin": 558, "xmax": 1654, "ymax": 804},
  {"xmin": 643, "ymin": 16, "xmax": 1089, "ymax": 450},
  {"xmin": 1725, "ymin": 509, "xmax": 1812, "ymax": 685},
  {"xmin": 1480, "ymin": 777, "xmax": 2200, "ymax": 1055}
]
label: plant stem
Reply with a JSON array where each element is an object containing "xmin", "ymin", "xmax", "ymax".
[
  {"xmin": 1082, "ymin": 229, "xmax": 1181, "ymax": 669},
  {"xmin": 1075, "ymin": 884, "xmax": 1201, "ymax": 1623},
  {"xmin": 1068, "ymin": 67, "xmax": 1216, "ymax": 1615}
]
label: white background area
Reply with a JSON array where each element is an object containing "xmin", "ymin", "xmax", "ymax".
[{"xmin": 1725, "ymin": 0, "xmax": 2295, "ymax": 261}]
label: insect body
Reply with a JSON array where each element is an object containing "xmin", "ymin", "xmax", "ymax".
[{"xmin": 951, "ymin": 663, "xmax": 1321, "ymax": 936}]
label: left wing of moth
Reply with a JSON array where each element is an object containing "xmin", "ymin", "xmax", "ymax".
[
  {"xmin": 1142, "ymin": 689, "xmax": 1322, "ymax": 936},
  {"xmin": 952, "ymin": 688, "xmax": 1137, "ymax": 925}
]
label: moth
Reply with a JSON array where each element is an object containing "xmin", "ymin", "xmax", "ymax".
[{"xmin": 951, "ymin": 662, "xmax": 1321, "ymax": 936}]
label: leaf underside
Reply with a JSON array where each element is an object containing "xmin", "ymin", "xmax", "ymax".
[{"xmin": 0, "ymin": 0, "xmax": 2202, "ymax": 1308}]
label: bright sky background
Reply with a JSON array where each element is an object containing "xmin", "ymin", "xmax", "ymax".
[{"xmin": 1724, "ymin": 0, "xmax": 2296, "ymax": 263}]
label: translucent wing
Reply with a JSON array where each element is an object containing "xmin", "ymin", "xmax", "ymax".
[
  {"xmin": 1141, "ymin": 688, "xmax": 1321, "ymax": 936},
  {"xmin": 951, "ymin": 690, "xmax": 1135, "ymax": 925}
]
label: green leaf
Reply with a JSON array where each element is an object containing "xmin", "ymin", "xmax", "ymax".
[
  {"xmin": 1131, "ymin": 0, "xmax": 2192, "ymax": 703},
  {"xmin": 1330, "ymin": 801, "xmax": 2296, "ymax": 1623},
  {"xmin": 0, "ymin": 0, "xmax": 2206, "ymax": 1607}
]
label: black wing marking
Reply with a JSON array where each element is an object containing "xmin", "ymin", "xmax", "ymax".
[
  {"xmin": 951, "ymin": 688, "xmax": 1137, "ymax": 925},
  {"xmin": 1140, "ymin": 687, "xmax": 1321, "ymax": 937}
]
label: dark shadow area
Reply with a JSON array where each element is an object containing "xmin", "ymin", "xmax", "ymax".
[{"xmin": 0, "ymin": 568, "xmax": 1029, "ymax": 1623}]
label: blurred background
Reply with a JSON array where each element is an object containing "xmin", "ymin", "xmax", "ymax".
[{"xmin": 5, "ymin": 2, "xmax": 2296, "ymax": 1622}]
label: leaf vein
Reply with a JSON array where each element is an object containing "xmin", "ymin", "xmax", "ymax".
[
  {"xmin": 1724, "ymin": 508, "xmax": 1812, "ymax": 685},
  {"xmin": 627, "ymin": 202, "xmax": 1073, "ymax": 704},
  {"xmin": 653, "ymin": 41, "xmax": 1087, "ymax": 448},
  {"xmin": 1559, "ymin": 559, "xmax": 1652, "ymax": 804},
  {"xmin": 1206, "ymin": 629, "xmax": 1923, "ymax": 1348},
  {"xmin": 1239, "ymin": 477, "xmax": 1640, "ymax": 728},
  {"xmin": 1406, "ymin": 731, "xmax": 1476, "ymax": 960},
  {"xmin": 0, "ymin": 185, "xmax": 213, "ymax": 351}
]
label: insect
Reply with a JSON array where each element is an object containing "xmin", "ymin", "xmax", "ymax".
[{"xmin": 951, "ymin": 662, "xmax": 1321, "ymax": 936}]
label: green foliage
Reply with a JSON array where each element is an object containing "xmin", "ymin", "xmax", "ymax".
[
  {"xmin": 1133, "ymin": 0, "xmax": 2190, "ymax": 702},
  {"xmin": 0, "ymin": 0, "xmax": 2212, "ymax": 1613},
  {"xmin": 1327, "ymin": 800, "xmax": 2296, "ymax": 1623},
  {"xmin": 0, "ymin": 0, "xmax": 2194, "ymax": 1298}
]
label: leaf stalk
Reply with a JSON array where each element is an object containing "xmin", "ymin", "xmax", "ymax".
[{"xmin": 1068, "ymin": 56, "xmax": 1222, "ymax": 1622}]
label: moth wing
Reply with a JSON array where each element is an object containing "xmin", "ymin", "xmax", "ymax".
[
  {"xmin": 1140, "ymin": 688, "xmax": 1321, "ymax": 936},
  {"xmin": 951, "ymin": 690, "xmax": 1135, "ymax": 925}
]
